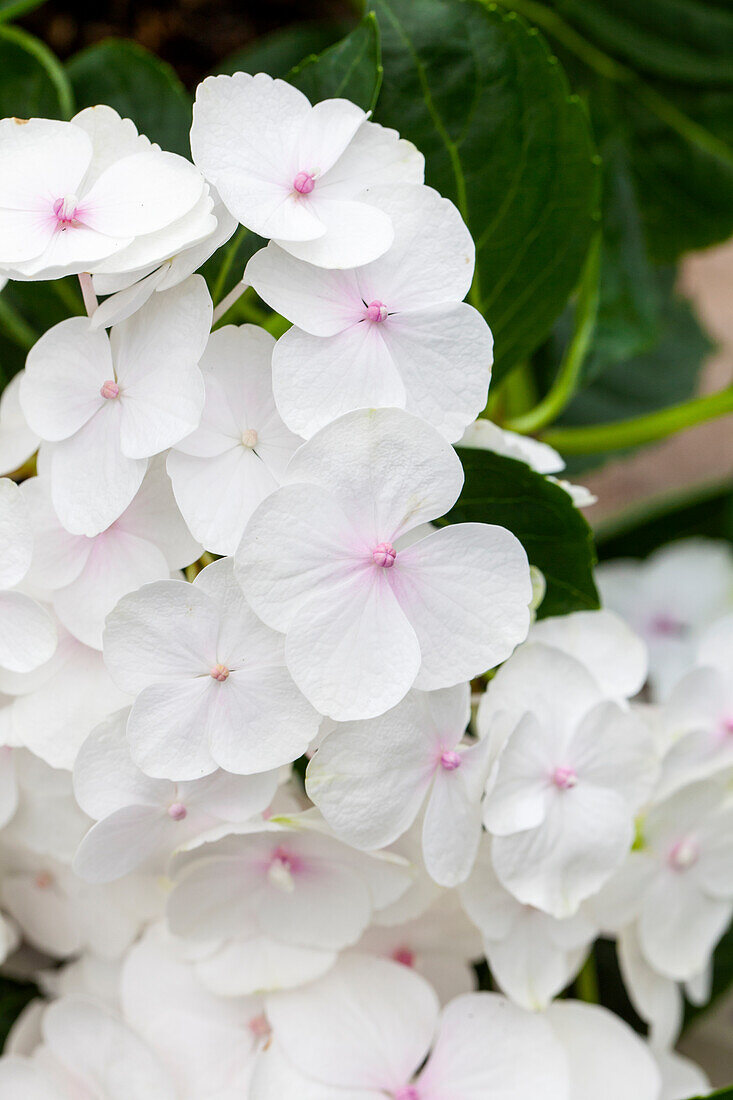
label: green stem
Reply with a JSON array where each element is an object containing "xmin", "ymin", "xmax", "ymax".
[
  {"xmin": 576, "ymin": 952, "xmax": 599, "ymax": 1004},
  {"xmin": 494, "ymin": 0, "xmax": 733, "ymax": 168},
  {"xmin": 541, "ymin": 387, "xmax": 733, "ymax": 454},
  {"xmin": 506, "ymin": 232, "xmax": 601, "ymax": 434}
]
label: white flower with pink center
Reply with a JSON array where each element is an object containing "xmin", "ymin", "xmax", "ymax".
[
  {"xmin": 481, "ymin": 643, "xmax": 658, "ymax": 917},
  {"xmin": 0, "ymin": 107, "xmax": 209, "ymax": 282},
  {"xmin": 103, "ymin": 556, "xmax": 319, "ymax": 779},
  {"xmin": 306, "ymin": 684, "xmax": 491, "ymax": 886},
  {"xmin": 167, "ymin": 324, "xmax": 302, "ymax": 555},
  {"xmin": 20, "ymin": 276, "xmax": 211, "ymax": 536},
  {"xmin": 250, "ymin": 953, "xmax": 569, "ymax": 1099},
  {"xmin": 236, "ymin": 407, "xmax": 532, "ymax": 721},
  {"xmin": 191, "ymin": 72, "xmax": 424, "ymax": 268},
  {"xmin": 0, "ymin": 478, "xmax": 56, "ymax": 674},
  {"xmin": 246, "ymin": 185, "xmax": 491, "ymax": 440},
  {"xmin": 20, "ymin": 458, "xmax": 200, "ymax": 649},
  {"xmin": 72, "ymin": 708, "xmax": 279, "ymax": 883}
]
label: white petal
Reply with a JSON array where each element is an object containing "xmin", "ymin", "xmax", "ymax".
[
  {"xmin": 127, "ymin": 678, "xmax": 217, "ymax": 781},
  {"xmin": 73, "ymin": 804, "xmax": 170, "ymax": 882},
  {"xmin": 529, "ymin": 609, "xmax": 648, "ymax": 700},
  {"xmin": 422, "ymin": 738, "xmax": 490, "ymax": 887},
  {"xmin": 73, "ymin": 707, "xmax": 170, "ymax": 819},
  {"xmin": 0, "ymin": 373, "xmax": 40, "ymax": 477},
  {"xmin": 246, "ymin": 243, "xmax": 364, "ymax": 335},
  {"xmin": 251, "ymin": 1041, "xmax": 370, "ymax": 1100},
  {"xmin": 196, "ymin": 934, "xmax": 336, "ymax": 997},
  {"xmin": 484, "ymin": 711, "xmax": 556, "ymax": 836},
  {"xmin": 0, "ymin": 592, "xmax": 57, "ymax": 673},
  {"xmin": 81, "ymin": 148, "xmax": 204, "ymax": 238},
  {"xmin": 0, "ymin": 477, "xmax": 33, "ymax": 588},
  {"xmin": 277, "ymin": 196, "xmax": 394, "ymax": 268}
]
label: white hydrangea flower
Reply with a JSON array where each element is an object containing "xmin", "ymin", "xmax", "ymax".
[
  {"xmin": 0, "ymin": 106, "xmax": 210, "ymax": 282},
  {"xmin": 0, "ymin": 997, "xmax": 177, "ymax": 1099},
  {"xmin": 0, "ymin": 479, "xmax": 56, "ymax": 674},
  {"xmin": 191, "ymin": 72, "xmax": 424, "ymax": 268},
  {"xmin": 481, "ymin": 644, "xmax": 658, "ymax": 917},
  {"xmin": 20, "ymin": 458, "xmax": 200, "ymax": 649},
  {"xmin": 460, "ymin": 836, "xmax": 597, "ymax": 1011},
  {"xmin": 167, "ymin": 324, "xmax": 302, "ymax": 555},
  {"xmin": 0, "ymin": 620, "xmax": 130, "ymax": 770},
  {"xmin": 355, "ymin": 891, "xmax": 482, "ymax": 1004},
  {"xmin": 167, "ymin": 823, "xmax": 411, "ymax": 960},
  {"xmin": 91, "ymin": 195, "xmax": 237, "ymax": 330},
  {"xmin": 21, "ymin": 276, "xmax": 212, "ymax": 536},
  {"xmin": 72, "ymin": 708, "xmax": 279, "ymax": 882},
  {"xmin": 1, "ymin": 749, "xmax": 89, "ymax": 861},
  {"xmin": 597, "ymin": 539, "xmax": 733, "ymax": 700},
  {"xmin": 0, "ymin": 374, "xmax": 39, "ymax": 477},
  {"xmin": 236, "ymin": 408, "xmax": 532, "ymax": 720},
  {"xmin": 251, "ymin": 953, "xmax": 569, "ymax": 1099},
  {"xmin": 306, "ymin": 684, "xmax": 490, "ymax": 886},
  {"xmin": 103, "ymin": 556, "xmax": 320, "ymax": 779},
  {"xmin": 246, "ymin": 184, "xmax": 491, "ymax": 441}
]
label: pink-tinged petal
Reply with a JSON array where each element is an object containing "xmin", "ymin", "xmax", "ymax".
[
  {"xmin": 53, "ymin": 529, "xmax": 170, "ymax": 649},
  {"xmin": 272, "ymin": 323, "xmax": 406, "ymax": 440},
  {"xmin": 283, "ymin": 408, "xmax": 463, "ymax": 544},
  {"xmin": 50, "ymin": 404, "xmax": 148, "ymax": 536},
  {"xmin": 246, "ymin": 244, "xmax": 364, "ymax": 335},
  {"xmin": 251, "ymin": 1041, "xmax": 373, "ymax": 1100},
  {"xmin": 257, "ymin": 859, "xmax": 372, "ymax": 951},
  {"xmin": 0, "ymin": 208, "xmax": 56, "ymax": 266},
  {"xmin": 423, "ymin": 737, "xmax": 491, "ymax": 887},
  {"xmin": 306, "ymin": 689, "xmax": 452, "ymax": 850},
  {"xmin": 379, "ymin": 304, "xmax": 492, "ymax": 442},
  {"xmin": 16, "ymin": 221, "xmax": 131, "ymax": 278},
  {"xmin": 208, "ymin": 665, "xmax": 318, "ymax": 774},
  {"xmin": 0, "ymin": 477, "xmax": 33, "ymax": 588},
  {"xmin": 19, "ymin": 476, "xmax": 91, "ymax": 589},
  {"xmin": 0, "ymin": 592, "xmax": 57, "ymax": 673},
  {"xmin": 81, "ymin": 149, "xmax": 204, "ymax": 237},
  {"xmin": 236, "ymin": 481, "xmax": 370, "ymax": 633},
  {"xmin": 418, "ymin": 992, "xmax": 569, "ymax": 1100},
  {"xmin": 277, "ymin": 196, "xmax": 393, "ymax": 268},
  {"xmin": 127, "ymin": 678, "xmax": 218, "ymax": 781},
  {"xmin": 354, "ymin": 185, "xmax": 474, "ymax": 310},
  {"xmin": 492, "ymin": 785, "xmax": 634, "ymax": 918},
  {"xmin": 72, "ymin": 708, "xmax": 171, "ymax": 819},
  {"xmin": 22, "ymin": 317, "xmax": 112, "ymax": 441},
  {"xmin": 294, "ymin": 99, "xmax": 366, "ymax": 180},
  {"xmin": 264, "ymin": 954, "xmax": 439, "ymax": 1092},
  {"xmin": 286, "ymin": 567, "xmax": 421, "ymax": 720},
  {"xmin": 73, "ymin": 804, "xmax": 171, "ymax": 883},
  {"xmin": 394, "ymin": 523, "xmax": 531, "ymax": 690},
  {"xmin": 545, "ymin": 1000, "xmax": 660, "ymax": 1100},
  {"xmin": 103, "ymin": 579, "xmax": 220, "ymax": 692}
]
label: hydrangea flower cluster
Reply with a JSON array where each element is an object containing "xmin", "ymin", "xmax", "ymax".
[{"xmin": 0, "ymin": 74, "xmax": 728, "ymax": 1098}]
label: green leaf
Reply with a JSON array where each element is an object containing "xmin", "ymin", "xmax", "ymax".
[
  {"xmin": 216, "ymin": 22, "xmax": 348, "ymax": 79},
  {"xmin": 0, "ymin": 0, "xmax": 47, "ymax": 22},
  {"xmin": 0, "ymin": 24, "xmax": 73, "ymax": 119},
  {"xmin": 445, "ymin": 447, "xmax": 600, "ymax": 617},
  {"xmin": 0, "ymin": 277, "xmax": 83, "ymax": 390},
  {"xmin": 549, "ymin": 0, "xmax": 733, "ymax": 85},
  {"xmin": 683, "ymin": 1090, "xmax": 733, "ymax": 1100},
  {"xmin": 67, "ymin": 39, "xmax": 192, "ymax": 156},
  {"xmin": 288, "ymin": 14, "xmax": 382, "ymax": 112},
  {"xmin": 541, "ymin": 268, "xmax": 711, "ymax": 472},
  {"xmin": 370, "ymin": 0, "xmax": 600, "ymax": 381}
]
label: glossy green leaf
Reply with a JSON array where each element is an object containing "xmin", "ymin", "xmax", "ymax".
[
  {"xmin": 0, "ymin": 0, "xmax": 47, "ymax": 22},
  {"xmin": 445, "ymin": 447, "xmax": 600, "ymax": 617},
  {"xmin": 0, "ymin": 24, "xmax": 73, "ymax": 119},
  {"xmin": 288, "ymin": 14, "xmax": 382, "ymax": 112},
  {"xmin": 216, "ymin": 22, "xmax": 347, "ymax": 79},
  {"xmin": 67, "ymin": 39, "xmax": 192, "ymax": 156},
  {"xmin": 596, "ymin": 481, "xmax": 733, "ymax": 561},
  {"xmin": 370, "ymin": 0, "xmax": 600, "ymax": 381}
]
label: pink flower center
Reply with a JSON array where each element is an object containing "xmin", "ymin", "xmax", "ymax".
[
  {"xmin": 35, "ymin": 871, "xmax": 53, "ymax": 890},
  {"xmin": 649, "ymin": 613, "xmax": 687, "ymax": 638},
  {"xmin": 395, "ymin": 1088, "xmax": 420, "ymax": 1100},
  {"xmin": 241, "ymin": 428, "xmax": 258, "ymax": 448},
  {"xmin": 365, "ymin": 300, "xmax": 388, "ymax": 323},
  {"xmin": 100, "ymin": 380, "xmax": 120, "ymax": 400},
  {"xmin": 720, "ymin": 715, "xmax": 733, "ymax": 737},
  {"xmin": 293, "ymin": 170, "xmax": 316, "ymax": 195},
  {"xmin": 210, "ymin": 664, "xmax": 230, "ymax": 682},
  {"xmin": 392, "ymin": 946, "xmax": 415, "ymax": 968},
  {"xmin": 552, "ymin": 766, "xmax": 578, "ymax": 790},
  {"xmin": 53, "ymin": 193, "xmax": 81, "ymax": 227},
  {"xmin": 248, "ymin": 1013, "xmax": 271, "ymax": 1040},
  {"xmin": 267, "ymin": 846, "xmax": 301, "ymax": 892},
  {"xmin": 167, "ymin": 802, "xmax": 187, "ymax": 821},
  {"xmin": 440, "ymin": 749, "xmax": 462, "ymax": 771},
  {"xmin": 373, "ymin": 542, "xmax": 396, "ymax": 568},
  {"xmin": 669, "ymin": 837, "xmax": 699, "ymax": 871}
]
